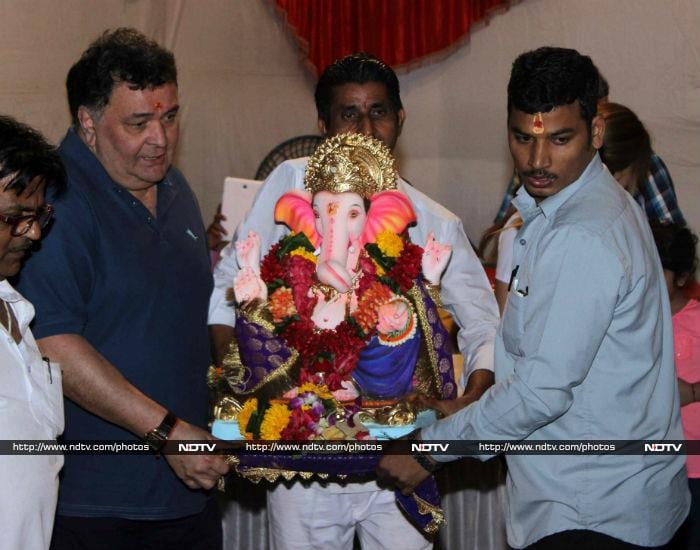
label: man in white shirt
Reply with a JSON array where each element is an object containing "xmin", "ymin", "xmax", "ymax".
[
  {"xmin": 209, "ymin": 53, "xmax": 500, "ymax": 549},
  {"xmin": 0, "ymin": 115, "xmax": 66, "ymax": 550}
]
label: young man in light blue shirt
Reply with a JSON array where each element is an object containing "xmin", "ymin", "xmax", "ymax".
[{"xmin": 378, "ymin": 46, "xmax": 690, "ymax": 549}]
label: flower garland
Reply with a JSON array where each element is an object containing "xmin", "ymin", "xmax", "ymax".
[
  {"xmin": 236, "ymin": 383, "xmax": 366, "ymax": 441},
  {"xmin": 237, "ymin": 398, "xmax": 258, "ymax": 440},
  {"xmin": 261, "ymin": 231, "xmax": 423, "ymax": 392},
  {"xmin": 260, "ymin": 403, "xmax": 292, "ymax": 440},
  {"xmin": 235, "ymin": 231, "xmax": 423, "ymax": 441}
]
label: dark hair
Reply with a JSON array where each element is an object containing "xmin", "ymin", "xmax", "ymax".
[
  {"xmin": 507, "ymin": 47, "xmax": 600, "ymax": 129},
  {"xmin": 597, "ymin": 73, "xmax": 610, "ymax": 101},
  {"xmin": 66, "ymin": 28, "xmax": 177, "ymax": 126},
  {"xmin": 315, "ymin": 53, "xmax": 402, "ymax": 125},
  {"xmin": 598, "ymin": 102, "xmax": 652, "ymax": 195},
  {"xmin": 650, "ymin": 222, "xmax": 698, "ymax": 284},
  {"xmin": 0, "ymin": 115, "xmax": 65, "ymax": 196}
]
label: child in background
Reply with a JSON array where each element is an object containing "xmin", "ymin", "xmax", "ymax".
[{"xmin": 651, "ymin": 221, "xmax": 700, "ymax": 549}]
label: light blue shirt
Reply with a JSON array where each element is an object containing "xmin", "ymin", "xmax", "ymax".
[{"xmin": 422, "ymin": 154, "xmax": 689, "ymax": 548}]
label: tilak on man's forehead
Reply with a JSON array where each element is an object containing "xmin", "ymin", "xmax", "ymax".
[
  {"xmin": 153, "ymin": 101, "xmax": 162, "ymax": 110},
  {"xmin": 532, "ymin": 112, "xmax": 544, "ymax": 135}
]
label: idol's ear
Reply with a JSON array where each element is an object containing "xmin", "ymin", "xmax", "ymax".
[
  {"xmin": 362, "ymin": 190, "xmax": 416, "ymax": 245},
  {"xmin": 274, "ymin": 190, "xmax": 321, "ymax": 248}
]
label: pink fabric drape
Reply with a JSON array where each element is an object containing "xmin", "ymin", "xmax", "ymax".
[{"xmin": 275, "ymin": 0, "xmax": 513, "ymax": 75}]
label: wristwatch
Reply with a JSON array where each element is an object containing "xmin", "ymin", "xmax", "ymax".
[{"xmin": 144, "ymin": 411, "xmax": 178, "ymax": 453}]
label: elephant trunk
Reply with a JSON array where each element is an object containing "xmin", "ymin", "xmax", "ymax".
[{"xmin": 316, "ymin": 216, "xmax": 353, "ymax": 293}]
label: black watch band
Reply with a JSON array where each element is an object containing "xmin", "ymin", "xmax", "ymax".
[
  {"xmin": 406, "ymin": 429, "xmax": 442, "ymax": 472},
  {"xmin": 411, "ymin": 451, "xmax": 442, "ymax": 473},
  {"xmin": 144, "ymin": 411, "xmax": 178, "ymax": 453}
]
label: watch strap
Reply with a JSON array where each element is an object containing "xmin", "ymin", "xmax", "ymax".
[
  {"xmin": 406, "ymin": 429, "xmax": 442, "ymax": 472},
  {"xmin": 144, "ymin": 411, "xmax": 178, "ymax": 452},
  {"xmin": 411, "ymin": 451, "xmax": 442, "ymax": 473}
]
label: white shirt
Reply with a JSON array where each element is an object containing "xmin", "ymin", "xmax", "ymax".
[
  {"xmin": 209, "ymin": 157, "xmax": 498, "ymax": 381},
  {"xmin": 0, "ymin": 279, "xmax": 64, "ymax": 550}
]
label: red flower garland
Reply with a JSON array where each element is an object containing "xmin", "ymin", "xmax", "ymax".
[
  {"xmin": 260, "ymin": 243, "xmax": 284, "ymax": 283},
  {"xmin": 258, "ymin": 234, "xmax": 422, "ymax": 391},
  {"xmin": 283, "ymin": 254, "xmax": 316, "ymax": 317},
  {"xmin": 385, "ymin": 241, "xmax": 423, "ymax": 293},
  {"xmin": 280, "ymin": 407, "xmax": 321, "ymax": 440}
]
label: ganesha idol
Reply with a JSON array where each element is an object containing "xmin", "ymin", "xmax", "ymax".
[{"xmin": 210, "ymin": 133, "xmax": 458, "ymax": 441}]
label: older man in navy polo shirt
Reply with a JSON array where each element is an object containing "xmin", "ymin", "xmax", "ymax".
[{"xmin": 18, "ymin": 28, "xmax": 228, "ymax": 549}]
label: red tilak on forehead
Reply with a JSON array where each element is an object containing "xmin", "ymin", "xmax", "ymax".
[
  {"xmin": 153, "ymin": 101, "xmax": 163, "ymax": 110},
  {"xmin": 532, "ymin": 112, "xmax": 544, "ymax": 134}
]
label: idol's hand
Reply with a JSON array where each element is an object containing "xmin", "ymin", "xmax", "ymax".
[
  {"xmin": 376, "ymin": 298, "xmax": 410, "ymax": 335},
  {"xmin": 421, "ymin": 232, "xmax": 452, "ymax": 285},
  {"xmin": 310, "ymin": 288, "xmax": 349, "ymax": 330},
  {"xmin": 332, "ymin": 380, "xmax": 360, "ymax": 402},
  {"xmin": 233, "ymin": 266, "xmax": 267, "ymax": 305},
  {"xmin": 235, "ymin": 231, "xmax": 263, "ymax": 273}
]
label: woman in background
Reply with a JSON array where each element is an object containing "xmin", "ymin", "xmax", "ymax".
[
  {"xmin": 598, "ymin": 101, "xmax": 652, "ymax": 194},
  {"xmin": 651, "ymin": 221, "xmax": 700, "ymax": 550}
]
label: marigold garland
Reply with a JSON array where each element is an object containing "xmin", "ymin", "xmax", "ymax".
[
  {"xmin": 376, "ymin": 230, "xmax": 404, "ymax": 257},
  {"xmin": 237, "ymin": 398, "xmax": 258, "ymax": 440},
  {"xmin": 269, "ymin": 287, "xmax": 297, "ymax": 322},
  {"xmin": 372, "ymin": 260, "xmax": 386, "ymax": 276},
  {"xmin": 260, "ymin": 403, "xmax": 292, "ymax": 440}
]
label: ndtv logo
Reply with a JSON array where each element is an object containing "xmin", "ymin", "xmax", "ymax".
[
  {"xmin": 644, "ymin": 443, "xmax": 682, "ymax": 453},
  {"xmin": 411, "ymin": 443, "xmax": 449, "ymax": 453},
  {"xmin": 178, "ymin": 443, "xmax": 217, "ymax": 452}
]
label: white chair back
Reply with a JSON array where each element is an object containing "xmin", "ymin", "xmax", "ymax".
[{"xmin": 220, "ymin": 177, "xmax": 263, "ymax": 238}]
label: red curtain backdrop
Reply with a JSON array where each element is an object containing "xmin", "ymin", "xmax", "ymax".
[{"xmin": 275, "ymin": 0, "xmax": 513, "ymax": 76}]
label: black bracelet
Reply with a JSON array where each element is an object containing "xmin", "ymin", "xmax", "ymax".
[
  {"xmin": 411, "ymin": 451, "xmax": 442, "ymax": 473},
  {"xmin": 405, "ymin": 429, "xmax": 442, "ymax": 472}
]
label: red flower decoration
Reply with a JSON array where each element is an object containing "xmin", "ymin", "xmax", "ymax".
[
  {"xmin": 386, "ymin": 242, "xmax": 423, "ymax": 292},
  {"xmin": 261, "ymin": 243, "xmax": 285, "ymax": 284},
  {"xmin": 284, "ymin": 255, "xmax": 317, "ymax": 317},
  {"xmin": 356, "ymin": 255, "xmax": 378, "ymax": 296},
  {"xmin": 251, "ymin": 232, "xmax": 425, "ymax": 392},
  {"xmin": 280, "ymin": 407, "xmax": 321, "ymax": 440}
]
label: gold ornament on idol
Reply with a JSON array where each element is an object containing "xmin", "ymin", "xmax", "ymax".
[
  {"xmin": 304, "ymin": 133, "xmax": 397, "ymax": 199},
  {"xmin": 532, "ymin": 112, "xmax": 545, "ymax": 135}
]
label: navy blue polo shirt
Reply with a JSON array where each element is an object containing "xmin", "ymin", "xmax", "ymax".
[{"xmin": 18, "ymin": 129, "xmax": 213, "ymax": 519}]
